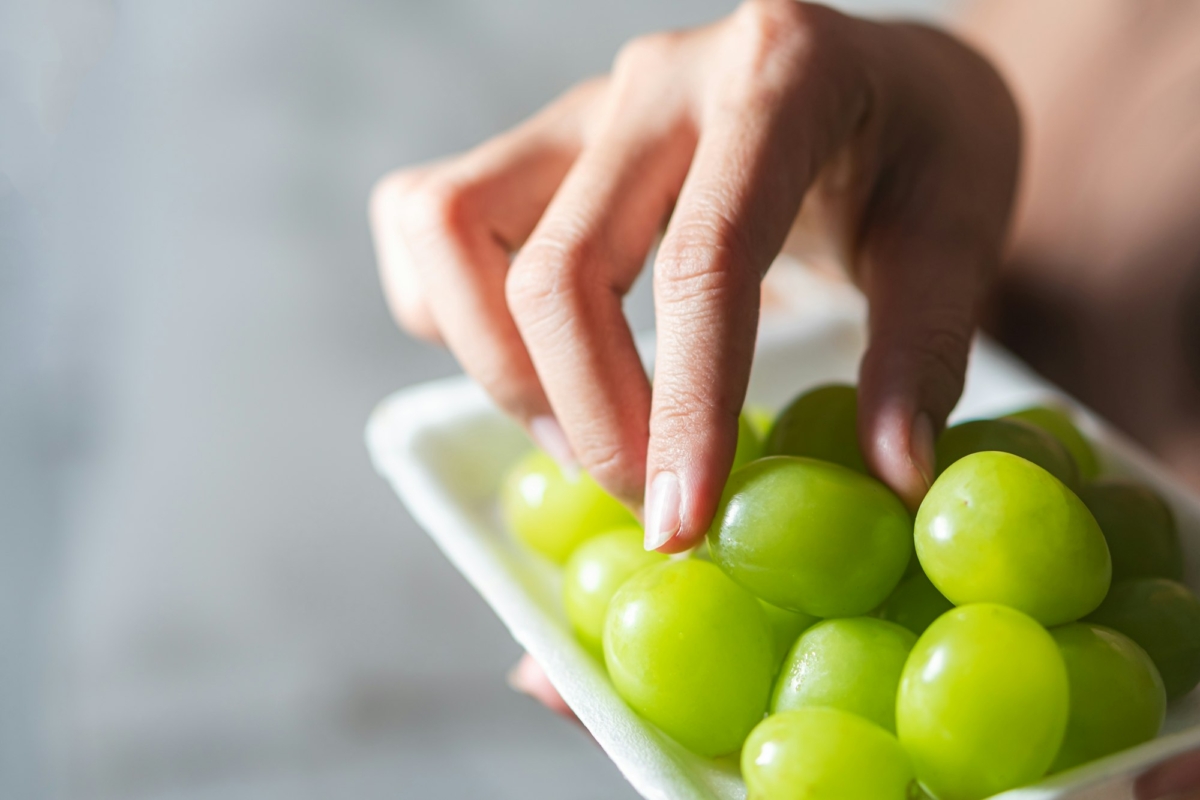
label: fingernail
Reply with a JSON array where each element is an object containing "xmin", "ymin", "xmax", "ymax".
[
  {"xmin": 911, "ymin": 411, "xmax": 936, "ymax": 491},
  {"xmin": 644, "ymin": 471, "xmax": 681, "ymax": 551},
  {"xmin": 530, "ymin": 415, "xmax": 580, "ymax": 480}
]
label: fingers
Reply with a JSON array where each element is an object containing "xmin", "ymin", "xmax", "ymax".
[
  {"xmin": 369, "ymin": 164, "xmax": 444, "ymax": 342},
  {"xmin": 854, "ymin": 24, "xmax": 1019, "ymax": 511},
  {"xmin": 370, "ymin": 81, "xmax": 605, "ymax": 465},
  {"xmin": 506, "ymin": 34, "xmax": 701, "ymax": 503},
  {"xmin": 644, "ymin": 1, "xmax": 868, "ymax": 552},
  {"xmin": 507, "ymin": 654, "xmax": 580, "ymax": 724},
  {"xmin": 856, "ymin": 234, "xmax": 982, "ymax": 511}
]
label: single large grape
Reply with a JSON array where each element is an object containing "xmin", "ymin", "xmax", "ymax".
[
  {"xmin": 760, "ymin": 600, "xmax": 820, "ymax": 673},
  {"xmin": 1006, "ymin": 405, "xmax": 1099, "ymax": 480},
  {"xmin": 1077, "ymin": 480, "xmax": 1183, "ymax": 582},
  {"xmin": 1087, "ymin": 578, "xmax": 1200, "ymax": 699},
  {"xmin": 915, "ymin": 451, "xmax": 1111, "ymax": 626},
  {"xmin": 772, "ymin": 617, "xmax": 917, "ymax": 733},
  {"xmin": 742, "ymin": 708, "xmax": 917, "ymax": 800},
  {"xmin": 876, "ymin": 571, "xmax": 954, "ymax": 636},
  {"xmin": 708, "ymin": 456, "xmax": 912, "ymax": 617},
  {"xmin": 604, "ymin": 559, "xmax": 774, "ymax": 756},
  {"xmin": 764, "ymin": 384, "xmax": 866, "ymax": 473},
  {"xmin": 935, "ymin": 418, "xmax": 1080, "ymax": 487},
  {"xmin": 897, "ymin": 604, "xmax": 1069, "ymax": 800},
  {"xmin": 562, "ymin": 527, "xmax": 667, "ymax": 656},
  {"xmin": 501, "ymin": 449, "xmax": 636, "ymax": 563},
  {"xmin": 1049, "ymin": 622, "xmax": 1165, "ymax": 773}
]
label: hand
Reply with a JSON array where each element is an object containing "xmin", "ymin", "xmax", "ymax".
[
  {"xmin": 370, "ymin": 0, "xmax": 1019, "ymax": 551},
  {"xmin": 1138, "ymin": 749, "xmax": 1200, "ymax": 800}
]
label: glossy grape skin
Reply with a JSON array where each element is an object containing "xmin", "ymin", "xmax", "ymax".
[
  {"xmin": 935, "ymin": 418, "xmax": 1080, "ymax": 487},
  {"xmin": 760, "ymin": 600, "xmax": 820, "ymax": 673},
  {"xmin": 1078, "ymin": 480, "xmax": 1183, "ymax": 582},
  {"xmin": 915, "ymin": 451, "xmax": 1111, "ymax": 626},
  {"xmin": 772, "ymin": 617, "xmax": 917, "ymax": 733},
  {"xmin": 1087, "ymin": 578, "xmax": 1200, "ymax": 699},
  {"xmin": 708, "ymin": 456, "xmax": 912, "ymax": 617},
  {"xmin": 1049, "ymin": 623, "xmax": 1165, "ymax": 773},
  {"xmin": 1007, "ymin": 405, "xmax": 1099, "ymax": 480},
  {"xmin": 501, "ymin": 449, "xmax": 636, "ymax": 563},
  {"xmin": 897, "ymin": 604, "xmax": 1069, "ymax": 800},
  {"xmin": 733, "ymin": 412, "xmax": 765, "ymax": 473},
  {"xmin": 877, "ymin": 571, "xmax": 954, "ymax": 636},
  {"xmin": 764, "ymin": 384, "xmax": 866, "ymax": 473},
  {"xmin": 562, "ymin": 527, "xmax": 667, "ymax": 656},
  {"xmin": 604, "ymin": 559, "xmax": 774, "ymax": 756},
  {"xmin": 742, "ymin": 708, "xmax": 917, "ymax": 800}
]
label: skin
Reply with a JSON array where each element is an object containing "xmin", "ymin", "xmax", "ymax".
[
  {"xmin": 377, "ymin": 1, "xmax": 1200, "ymax": 793},
  {"xmin": 962, "ymin": 0, "xmax": 1200, "ymax": 489},
  {"xmin": 371, "ymin": 0, "xmax": 1019, "ymax": 554}
]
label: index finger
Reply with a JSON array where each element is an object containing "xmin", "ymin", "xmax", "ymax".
[{"xmin": 645, "ymin": 1, "xmax": 868, "ymax": 551}]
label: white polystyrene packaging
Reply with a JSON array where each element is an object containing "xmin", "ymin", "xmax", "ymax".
[{"xmin": 367, "ymin": 296, "xmax": 1200, "ymax": 800}]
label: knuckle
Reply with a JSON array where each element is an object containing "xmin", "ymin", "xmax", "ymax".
[
  {"xmin": 505, "ymin": 237, "xmax": 592, "ymax": 324},
  {"xmin": 369, "ymin": 169, "xmax": 419, "ymax": 222},
  {"xmin": 656, "ymin": 385, "xmax": 726, "ymax": 428},
  {"xmin": 611, "ymin": 32, "xmax": 680, "ymax": 81},
  {"xmin": 400, "ymin": 174, "xmax": 480, "ymax": 242},
  {"xmin": 724, "ymin": 0, "xmax": 853, "ymax": 110},
  {"xmin": 657, "ymin": 220, "xmax": 757, "ymax": 308},
  {"xmin": 733, "ymin": 0, "xmax": 818, "ymax": 65},
  {"xmin": 397, "ymin": 303, "xmax": 441, "ymax": 343}
]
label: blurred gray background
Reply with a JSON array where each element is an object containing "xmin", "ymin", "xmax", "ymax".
[{"xmin": 1, "ymin": 1, "xmax": 944, "ymax": 797}]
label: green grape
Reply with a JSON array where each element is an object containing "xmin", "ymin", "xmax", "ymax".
[
  {"xmin": 744, "ymin": 404, "xmax": 775, "ymax": 440},
  {"xmin": 760, "ymin": 600, "xmax": 820, "ymax": 674},
  {"xmin": 897, "ymin": 604, "xmax": 1069, "ymax": 800},
  {"xmin": 1078, "ymin": 480, "xmax": 1183, "ymax": 582},
  {"xmin": 771, "ymin": 617, "xmax": 916, "ymax": 733},
  {"xmin": 1049, "ymin": 622, "xmax": 1165, "ymax": 773},
  {"xmin": 915, "ymin": 451, "xmax": 1110, "ymax": 626},
  {"xmin": 877, "ymin": 571, "xmax": 954, "ymax": 636},
  {"xmin": 708, "ymin": 456, "xmax": 912, "ymax": 617},
  {"xmin": 742, "ymin": 708, "xmax": 917, "ymax": 800},
  {"xmin": 604, "ymin": 559, "xmax": 774, "ymax": 756},
  {"xmin": 501, "ymin": 449, "xmax": 636, "ymax": 564},
  {"xmin": 764, "ymin": 384, "xmax": 866, "ymax": 473},
  {"xmin": 903, "ymin": 550, "xmax": 923, "ymax": 579},
  {"xmin": 562, "ymin": 527, "xmax": 667, "ymax": 656},
  {"xmin": 1007, "ymin": 405, "xmax": 1099, "ymax": 480},
  {"xmin": 732, "ymin": 412, "xmax": 764, "ymax": 473},
  {"xmin": 1087, "ymin": 578, "xmax": 1200, "ymax": 699},
  {"xmin": 936, "ymin": 418, "xmax": 1080, "ymax": 487}
]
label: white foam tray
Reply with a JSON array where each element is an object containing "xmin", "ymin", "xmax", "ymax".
[{"xmin": 367, "ymin": 301, "xmax": 1200, "ymax": 800}]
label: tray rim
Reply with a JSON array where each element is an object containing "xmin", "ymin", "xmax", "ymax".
[{"xmin": 366, "ymin": 314, "xmax": 1200, "ymax": 800}]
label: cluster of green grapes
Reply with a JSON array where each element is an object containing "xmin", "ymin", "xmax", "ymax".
[{"xmin": 501, "ymin": 385, "xmax": 1200, "ymax": 800}]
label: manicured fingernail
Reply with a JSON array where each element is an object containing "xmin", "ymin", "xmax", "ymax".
[
  {"xmin": 530, "ymin": 415, "xmax": 579, "ymax": 480},
  {"xmin": 911, "ymin": 411, "xmax": 936, "ymax": 491},
  {"xmin": 644, "ymin": 471, "xmax": 681, "ymax": 551}
]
